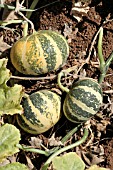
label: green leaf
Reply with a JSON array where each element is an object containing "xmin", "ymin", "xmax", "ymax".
[
  {"xmin": 87, "ymin": 165, "xmax": 109, "ymax": 170},
  {"xmin": 0, "ymin": 124, "xmax": 21, "ymax": 163},
  {"xmin": 52, "ymin": 152, "xmax": 85, "ymax": 170},
  {"xmin": 0, "ymin": 58, "xmax": 24, "ymax": 116},
  {"xmin": 0, "ymin": 162, "xmax": 28, "ymax": 170}
]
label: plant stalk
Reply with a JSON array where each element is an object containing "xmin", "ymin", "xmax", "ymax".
[
  {"xmin": 57, "ymin": 65, "xmax": 77, "ymax": 93},
  {"xmin": 42, "ymin": 128, "xmax": 89, "ymax": 170},
  {"xmin": 23, "ymin": 21, "xmax": 28, "ymax": 37},
  {"xmin": 16, "ymin": 124, "xmax": 81, "ymax": 157},
  {"xmin": 0, "ymin": 20, "xmax": 23, "ymax": 26},
  {"xmin": 26, "ymin": 0, "xmax": 40, "ymax": 19},
  {"xmin": 98, "ymin": 27, "xmax": 105, "ymax": 73},
  {"xmin": 16, "ymin": 144, "xmax": 49, "ymax": 156},
  {"xmin": 98, "ymin": 27, "xmax": 113, "ymax": 84}
]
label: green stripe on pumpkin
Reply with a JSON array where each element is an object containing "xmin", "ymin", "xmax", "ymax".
[
  {"xmin": 25, "ymin": 34, "xmax": 46, "ymax": 74},
  {"xmin": 63, "ymin": 94, "xmax": 95, "ymax": 122},
  {"xmin": 37, "ymin": 34, "xmax": 57, "ymax": 72},
  {"xmin": 63, "ymin": 101, "xmax": 87, "ymax": 123},
  {"xmin": 40, "ymin": 90, "xmax": 61, "ymax": 114},
  {"xmin": 73, "ymin": 78, "xmax": 102, "ymax": 94},
  {"xmin": 17, "ymin": 115, "xmax": 41, "ymax": 134},
  {"xmin": 39, "ymin": 30, "xmax": 69, "ymax": 63},
  {"xmin": 70, "ymin": 86, "xmax": 102, "ymax": 111},
  {"xmin": 21, "ymin": 35, "xmax": 37, "ymax": 75}
]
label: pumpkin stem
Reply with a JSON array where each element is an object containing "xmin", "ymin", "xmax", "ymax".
[
  {"xmin": 98, "ymin": 27, "xmax": 113, "ymax": 84},
  {"xmin": 42, "ymin": 128, "xmax": 89, "ymax": 170},
  {"xmin": 57, "ymin": 65, "xmax": 78, "ymax": 93},
  {"xmin": 23, "ymin": 21, "xmax": 28, "ymax": 37}
]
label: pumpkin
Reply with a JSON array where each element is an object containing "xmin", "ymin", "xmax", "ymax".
[
  {"xmin": 16, "ymin": 90, "xmax": 61, "ymax": 134},
  {"xmin": 63, "ymin": 78, "xmax": 103, "ymax": 123},
  {"xmin": 10, "ymin": 30, "xmax": 69, "ymax": 75}
]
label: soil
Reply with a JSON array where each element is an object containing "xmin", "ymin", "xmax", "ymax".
[{"xmin": 0, "ymin": 0, "xmax": 113, "ymax": 170}]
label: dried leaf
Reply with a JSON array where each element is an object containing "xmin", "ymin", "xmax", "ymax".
[
  {"xmin": 91, "ymin": 155, "xmax": 104, "ymax": 165},
  {"xmin": 30, "ymin": 137, "xmax": 43, "ymax": 148},
  {"xmin": 2, "ymin": 8, "xmax": 18, "ymax": 21},
  {"xmin": 63, "ymin": 23, "xmax": 78, "ymax": 43},
  {"xmin": 48, "ymin": 133, "xmax": 63, "ymax": 146},
  {"xmin": 71, "ymin": 2, "xmax": 89, "ymax": 22},
  {"xmin": 0, "ymin": 36, "xmax": 11, "ymax": 53}
]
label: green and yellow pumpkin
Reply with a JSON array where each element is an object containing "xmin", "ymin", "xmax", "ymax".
[
  {"xmin": 10, "ymin": 30, "xmax": 69, "ymax": 75},
  {"xmin": 63, "ymin": 78, "xmax": 103, "ymax": 123},
  {"xmin": 17, "ymin": 90, "xmax": 61, "ymax": 134}
]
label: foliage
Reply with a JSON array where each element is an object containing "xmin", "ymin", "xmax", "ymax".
[
  {"xmin": 87, "ymin": 165, "xmax": 110, "ymax": 170},
  {"xmin": 0, "ymin": 124, "xmax": 21, "ymax": 163},
  {"xmin": 52, "ymin": 152, "xmax": 109, "ymax": 170},
  {"xmin": 52, "ymin": 152, "xmax": 85, "ymax": 170},
  {"xmin": 0, "ymin": 162, "xmax": 28, "ymax": 170},
  {"xmin": 0, "ymin": 58, "xmax": 24, "ymax": 116}
]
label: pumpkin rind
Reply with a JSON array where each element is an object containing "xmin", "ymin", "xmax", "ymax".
[
  {"xmin": 10, "ymin": 30, "xmax": 69, "ymax": 75},
  {"xmin": 63, "ymin": 78, "xmax": 103, "ymax": 123},
  {"xmin": 17, "ymin": 90, "xmax": 61, "ymax": 134}
]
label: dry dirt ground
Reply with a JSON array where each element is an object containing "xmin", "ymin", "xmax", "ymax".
[{"xmin": 0, "ymin": 0, "xmax": 113, "ymax": 169}]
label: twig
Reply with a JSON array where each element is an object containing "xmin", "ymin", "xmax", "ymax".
[
  {"xmin": 76, "ymin": 26, "xmax": 103, "ymax": 74},
  {"xmin": 0, "ymin": 0, "xmax": 60, "ymax": 12},
  {"xmin": 76, "ymin": 17, "xmax": 113, "ymax": 74},
  {"xmin": 11, "ymin": 75, "xmax": 56, "ymax": 80}
]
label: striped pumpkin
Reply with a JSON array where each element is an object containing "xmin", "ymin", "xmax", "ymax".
[
  {"xmin": 63, "ymin": 78, "xmax": 103, "ymax": 123},
  {"xmin": 10, "ymin": 30, "xmax": 69, "ymax": 75},
  {"xmin": 16, "ymin": 90, "xmax": 61, "ymax": 134}
]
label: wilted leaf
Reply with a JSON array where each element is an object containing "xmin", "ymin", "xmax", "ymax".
[
  {"xmin": 0, "ymin": 123, "xmax": 21, "ymax": 163},
  {"xmin": 48, "ymin": 133, "xmax": 63, "ymax": 147},
  {"xmin": 71, "ymin": 2, "xmax": 89, "ymax": 22},
  {"xmin": 0, "ymin": 36, "xmax": 11, "ymax": 53},
  {"xmin": 0, "ymin": 58, "xmax": 24, "ymax": 116},
  {"xmin": 52, "ymin": 152, "xmax": 85, "ymax": 170},
  {"xmin": 0, "ymin": 162, "xmax": 28, "ymax": 170},
  {"xmin": 87, "ymin": 165, "xmax": 110, "ymax": 170}
]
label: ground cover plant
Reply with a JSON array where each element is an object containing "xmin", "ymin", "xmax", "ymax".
[{"xmin": 0, "ymin": 0, "xmax": 113, "ymax": 169}]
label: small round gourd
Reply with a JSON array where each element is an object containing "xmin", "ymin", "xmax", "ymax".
[
  {"xmin": 17, "ymin": 90, "xmax": 61, "ymax": 134},
  {"xmin": 10, "ymin": 30, "xmax": 69, "ymax": 75},
  {"xmin": 63, "ymin": 78, "xmax": 103, "ymax": 123}
]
